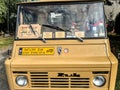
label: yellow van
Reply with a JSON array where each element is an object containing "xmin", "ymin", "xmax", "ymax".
[{"xmin": 5, "ymin": 0, "xmax": 118, "ymax": 90}]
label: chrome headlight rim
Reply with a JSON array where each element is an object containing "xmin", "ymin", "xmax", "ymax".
[
  {"xmin": 93, "ymin": 75, "xmax": 106, "ymax": 87},
  {"xmin": 16, "ymin": 75, "xmax": 28, "ymax": 87}
]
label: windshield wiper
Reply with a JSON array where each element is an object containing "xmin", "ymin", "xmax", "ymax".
[
  {"xmin": 29, "ymin": 24, "xmax": 46, "ymax": 43},
  {"xmin": 75, "ymin": 36, "xmax": 84, "ymax": 42},
  {"xmin": 27, "ymin": 20, "xmax": 46, "ymax": 43},
  {"xmin": 42, "ymin": 24, "xmax": 71, "ymax": 32},
  {"xmin": 42, "ymin": 24, "xmax": 83, "ymax": 42},
  {"xmin": 39, "ymin": 37, "xmax": 46, "ymax": 43},
  {"xmin": 29, "ymin": 24, "xmax": 36, "ymax": 35},
  {"xmin": 24, "ymin": 12, "xmax": 36, "ymax": 35},
  {"xmin": 23, "ymin": 12, "xmax": 46, "ymax": 43}
]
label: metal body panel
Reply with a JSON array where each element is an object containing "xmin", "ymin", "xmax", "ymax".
[
  {"xmin": 18, "ymin": 0, "xmax": 103, "ymax": 4},
  {"xmin": 5, "ymin": 39, "xmax": 118, "ymax": 90}
]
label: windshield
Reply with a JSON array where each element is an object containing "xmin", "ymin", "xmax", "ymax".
[{"xmin": 16, "ymin": 1, "xmax": 106, "ymax": 39}]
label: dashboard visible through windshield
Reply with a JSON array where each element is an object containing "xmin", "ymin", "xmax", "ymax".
[{"xmin": 16, "ymin": 1, "xmax": 106, "ymax": 39}]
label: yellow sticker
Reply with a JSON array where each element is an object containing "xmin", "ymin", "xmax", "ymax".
[
  {"xmin": 55, "ymin": 32, "xmax": 65, "ymax": 38},
  {"xmin": 19, "ymin": 47, "xmax": 54, "ymax": 55},
  {"xmin": 43, "ymin": 32, "xmax": 53, "ymax": 38}
]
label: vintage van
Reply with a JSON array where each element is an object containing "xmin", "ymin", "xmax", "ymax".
[{"xmin": 5, "ymin": 0, "xmax": 118, "ymax": 90}]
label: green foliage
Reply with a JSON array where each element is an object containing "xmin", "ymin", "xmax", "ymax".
[
  {"xmin": 8, "ymin": 0, "xmax": 20, "ymax": 13},
  {"xmin": 0, "ymin": 0, "xmax": 7, "ymax": 23},
  {"xmin": 0, "ymin": 0, "xmax": 21, "ymax": 33},
  {"xmin": 8, "ymin": 0, "xmax": 21, "ymax": 33}
]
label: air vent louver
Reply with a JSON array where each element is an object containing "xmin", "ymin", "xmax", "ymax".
[
  {"xmin": 92, "ymin": 71, "xmax": 109, "ymax": 74},
  {"xmin": 13, "ymin": 71, "xmax": 27, "ymax": 74},
  {"xmin": 30, "ymin": 72, "xmax": 49, "ymax": 88},
  {"xmin": 30, "ymin": 72, "xmax": 90, "ymax": 88},
  {"xmin": 50, "ymin": 78, "xmax": 69, "ymax": 88},
  {"xmin": 70, "ymin": 78, "xmax": 89, "ymax": 88}
]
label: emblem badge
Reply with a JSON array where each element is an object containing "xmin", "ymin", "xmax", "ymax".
[{"xmin": 57, "ymin": 47, "xmax": 62, "ymax": 55}]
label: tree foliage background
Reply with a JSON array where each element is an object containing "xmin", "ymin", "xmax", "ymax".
[
  {"xmin": 0, "ymin": 0, "xmax": 7, "ymax": 23},
  {"xmin": 0, "ymin": 0, "xmax": 21, "ymax": 34}
]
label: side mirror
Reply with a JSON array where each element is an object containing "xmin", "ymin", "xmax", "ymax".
[{"xmin": 8, "ymin": 49, "xmax": 12, "ymax": 59}]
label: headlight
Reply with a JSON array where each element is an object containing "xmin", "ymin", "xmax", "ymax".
[
  {"xmin": 16, "ymin": 76, "xmax": 28, "ymax": 86},
  {"xmin": 93, "ymin": 76, "xmax": 106, "ymax": 87}
]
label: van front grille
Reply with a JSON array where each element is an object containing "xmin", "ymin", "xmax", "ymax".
[{"xmin": 30, "ymin": 72, "xmax": 90, "ymax": 88}]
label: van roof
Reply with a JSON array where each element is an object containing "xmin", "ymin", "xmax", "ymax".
[{"xmin": 18, "ymin": 0, "xmax": 103, "ymax": 5}]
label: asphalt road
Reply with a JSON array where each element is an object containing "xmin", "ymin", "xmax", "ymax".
[{"xmin": 0, "ymin": 47, "xmax": 11, "ymax": 90}]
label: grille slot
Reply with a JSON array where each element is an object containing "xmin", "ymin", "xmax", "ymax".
[
  {"xmin": 51, "ymin": 78, "xmax": 69, "ymax": 88},
  {"xmin": 30, "ymin": 72, "xmax": 90, "ymax": 88},
  {"xmin": 70, "ymin": 78, "xmax": 90, "ymax": 88},
  {"xmin": 92, "ymin": 71, "xmax": 109, "ymax": 74},
  {"xmin": 30, "ymin": 72, "xmax": 49, "ymax": 88},
  {"xmin": 13, "ymin": 71, "xmax": 27, "ymax": 74}
]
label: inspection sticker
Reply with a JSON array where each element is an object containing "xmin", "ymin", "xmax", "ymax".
[{"xmin": 19, "ymin": 47, "xmax": 54, "ymax": 55}]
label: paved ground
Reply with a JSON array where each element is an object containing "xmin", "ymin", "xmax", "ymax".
[{"xmin": 0, "ymin": 46, "xmax": 12, "ymax": 90}]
